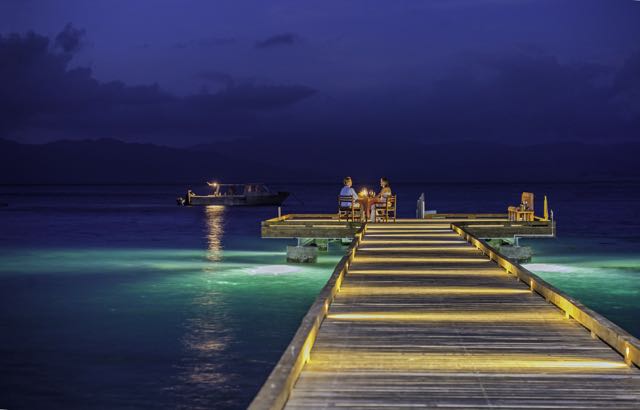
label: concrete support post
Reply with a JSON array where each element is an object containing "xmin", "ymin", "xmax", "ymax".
[{"xmin": 287, "ymin": 246, "xmax": 318, "ymax": 263}]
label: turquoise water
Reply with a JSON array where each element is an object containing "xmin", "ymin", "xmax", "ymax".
[
  {"xmin": 523, "ymin": 241, "xmax": 640, "ymax": 338},
  {"xmin": 0, "ymin": 247, "xmax": 340, "ymax": 408},
  {"xmin": 1, "ymin": 182, "xmax": 639, "ymax": 409},
  {"xmin": 515, "ymin": 182, "xmax": 640, "ymax": 338},
  {"xmin": 0, "ymin": 188, "xmax": 342, "ymax": 409}
]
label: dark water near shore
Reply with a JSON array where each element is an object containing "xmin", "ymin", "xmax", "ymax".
[{"xmin": 1, "ymin": 182, "xmax": 639, "ymax": 409}]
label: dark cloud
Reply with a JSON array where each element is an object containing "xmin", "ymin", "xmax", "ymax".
[
  {"xmin": 186, "ymin": 84, "xmax": 316, "ymax": 111},
  {"xmin": 196, "ymin": 36, "xmax": 236, "ymax": 47},
  {"xmin": 54, "ymin": 23, "xmax": 85, "ymax": 53},
  {"xmin": 2, "ymin": 28, "xmax": 639, "ymax": 147},
  {"xmin": 265, "ymin": 49, "xmax": 639, "ymax": 147},
  {"xmin": 612, "ymin": 51, "xmax": 640, "ymax": 119},
  {"xmin": 299, "ymin": 50, "xmax": 638, "ymax": 144},
  {"xmin": 196, "ymin": 70, "xmax": 235, "ymax": 87},
  {"xmin": 414, "ymin": 50, "xmax": 639, "ymax": 141},
  {"xmin": 255, "ymin": 33, "xmax": 299, "ymax": 49},
  {"xmin": 173, "ymin": 37, "xmax": 236, "ymax": 49},
  {"xmin": 0, "ymin": 29, "xmax": 316, "ymax": 142}
]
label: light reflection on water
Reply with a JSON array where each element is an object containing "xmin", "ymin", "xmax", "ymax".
[
  {"xmin": 174, "ymin": 291, "xmax": 230, "ymax": 401},
  {"xmin": 205, "ymin": 205, "xmax": 225, "ymax": 263}
]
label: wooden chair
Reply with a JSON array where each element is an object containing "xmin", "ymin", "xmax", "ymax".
[
  {"xmin": 374, "ymin": 195, "xmax": 397, "ymax": 223},
  {"xmin": 508, "ymin": 192, "xmax": 534, "ymax": 221},
  {"xmin": 338, "ymin": 195, "xmax": 362, "ymax": 222}
]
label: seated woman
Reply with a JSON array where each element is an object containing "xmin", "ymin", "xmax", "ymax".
[{"xmin": 370, "ymin": 177, "xmax": 392, "ymax": 221}]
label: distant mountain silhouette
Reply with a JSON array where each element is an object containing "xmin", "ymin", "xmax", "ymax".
[
  {"xmin": 192, "ymin": 138, "xmax": 640, "ymax": 183},
  {"xmin": 0, "ymin": 138, "xmax": 284, "ymax": 184},
  {"xmin": 1, "ymin": 138, "xmax": 639, "ymax": 184}
]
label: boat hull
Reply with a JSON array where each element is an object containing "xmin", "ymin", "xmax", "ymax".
[{"xmin": 187, "ymin": 192, "xmax": 289, "ymax": 206}]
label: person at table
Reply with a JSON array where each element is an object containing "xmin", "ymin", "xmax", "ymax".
[
  {"xmin": 370, "ymin": 177, "xmax": 392, "ymax": 221},
  {"xmin": 339, "ymin": 176, "xmax": 359, "ymax": 207}
]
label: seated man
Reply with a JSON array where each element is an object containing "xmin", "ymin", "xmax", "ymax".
[{"xmin": 339, "ymin": 176, "xmax": 359, "ymax": 207}]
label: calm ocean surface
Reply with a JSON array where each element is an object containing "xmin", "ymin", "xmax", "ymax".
[{"xmin": 1, "ymin": 182, "xmax": 639, "ymax": 409}]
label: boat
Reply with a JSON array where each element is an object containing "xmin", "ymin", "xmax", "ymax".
[{"xmin": 178, "ymin": 182, "xmax": 289, "ymax": 206}]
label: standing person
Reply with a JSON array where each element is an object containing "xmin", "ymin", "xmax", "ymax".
[
  {"xmin": 339, "ymin": 176, "xmax": 359, "ymax": 207},
  {"xmin": 371, "ymin": 177, "xmax": 392, "ymax": 221}
]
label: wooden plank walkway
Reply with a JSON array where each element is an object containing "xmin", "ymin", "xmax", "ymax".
[{"xmin": 283, "ymin": 220, "xmax": 640, "ymax": 409}]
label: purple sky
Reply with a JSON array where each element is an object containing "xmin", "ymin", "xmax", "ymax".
[{"xmin": 1, "ymin": 0, "xmax": 639, "ymax": 146}]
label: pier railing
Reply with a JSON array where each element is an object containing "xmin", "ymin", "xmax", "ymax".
[
  {"xmin": 452, "ymin": 223, "xmax": 640, "ymax": 369},
  {"xmin": 248, "ymin": 224, "xmax": 368, "ymax": 410}
]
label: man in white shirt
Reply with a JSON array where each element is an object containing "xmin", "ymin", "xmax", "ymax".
[{"xmin": 339, "ymin": 176, "xmax": 359, "ymax": 207}]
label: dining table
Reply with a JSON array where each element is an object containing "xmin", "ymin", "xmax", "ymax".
[{"xmin": 357, "ymin": 194, "xmax": 382, "ymax": 221}]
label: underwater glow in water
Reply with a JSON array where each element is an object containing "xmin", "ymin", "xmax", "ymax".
[
  {"xmin": 523, "ymin": 252, "xmax": 640, "ymax": 338},
  {"xmin": 0, "ymin": 188, "xmax": 342, "ymax": 409}
]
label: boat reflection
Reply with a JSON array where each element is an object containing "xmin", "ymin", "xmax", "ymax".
[
  {"xmin": 205, "ymin": 205, "xmax": 225, "ymax": 262},
  {"xmin": 170, "ymin": 205, "xmax": 230, "ymax": 400},
  {"xmin": 172, "ymin": 292, "xmax": 231, "ymax": 400}
]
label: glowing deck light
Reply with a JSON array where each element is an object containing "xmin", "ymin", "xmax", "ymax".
[
  {"xmin": 367, "ymin": 226, "xmax": 451, "ymax": 230},
  {"xmin": 339, "ymin": 286, "xmax": 530, "ymax": 296},
  {"xmin": 308, "ymin": 351, "xmax": 628, "ymax": 372},
  {"xmin": 366, "ymin": 229, "xmax": 453, "ymax": 234},
  {"xmin": 328, "ymin": 311, "xmax": 563, "ymax": 322},
  {"xmin": 358, "ymin": 246, "xmax": 477, "ymax": 252},
  {"xmin": 371, "ymin": 224, "xmax": 422, "ymax": 227},
  {"xmin": 361, "ymin": 240, "xmax": 466, "ymax": 245},
  {"xmin": 366, "ymin": 233, "xmax": 460, "ymax": 238},
  {"xmin": 347, "ymin": 269, "xmax": 502, "ymax": 276},
  {"xmin": 353, "ymin": 256, "xmax": 491, "ymax": 264}
]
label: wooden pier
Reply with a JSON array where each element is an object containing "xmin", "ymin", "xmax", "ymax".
[{"xmin": 250, "ymin": 217, "xmax": 640, "ymax": 409}]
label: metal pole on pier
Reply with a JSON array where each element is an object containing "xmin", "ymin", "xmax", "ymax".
[{"xmin": 416, "ymin": 193, "xmax": 425, "ymax": 219}]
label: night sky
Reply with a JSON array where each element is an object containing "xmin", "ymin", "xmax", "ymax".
[{"xmin": 1, "ymin": 0, "xmax": 640, "ymax": 149}]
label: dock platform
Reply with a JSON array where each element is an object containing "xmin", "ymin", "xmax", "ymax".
[
  {"xmin": 251, "ymin": 218, "xmax": 640, "ymax": 409},
  {"xmin": 261, "ymin": 214, "xmax": 555, "ymax": 239}
]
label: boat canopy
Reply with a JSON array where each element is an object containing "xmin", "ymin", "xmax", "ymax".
[{"xmin": 206, "ymin": 182, "xmax": 271, "ymax": 195}]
